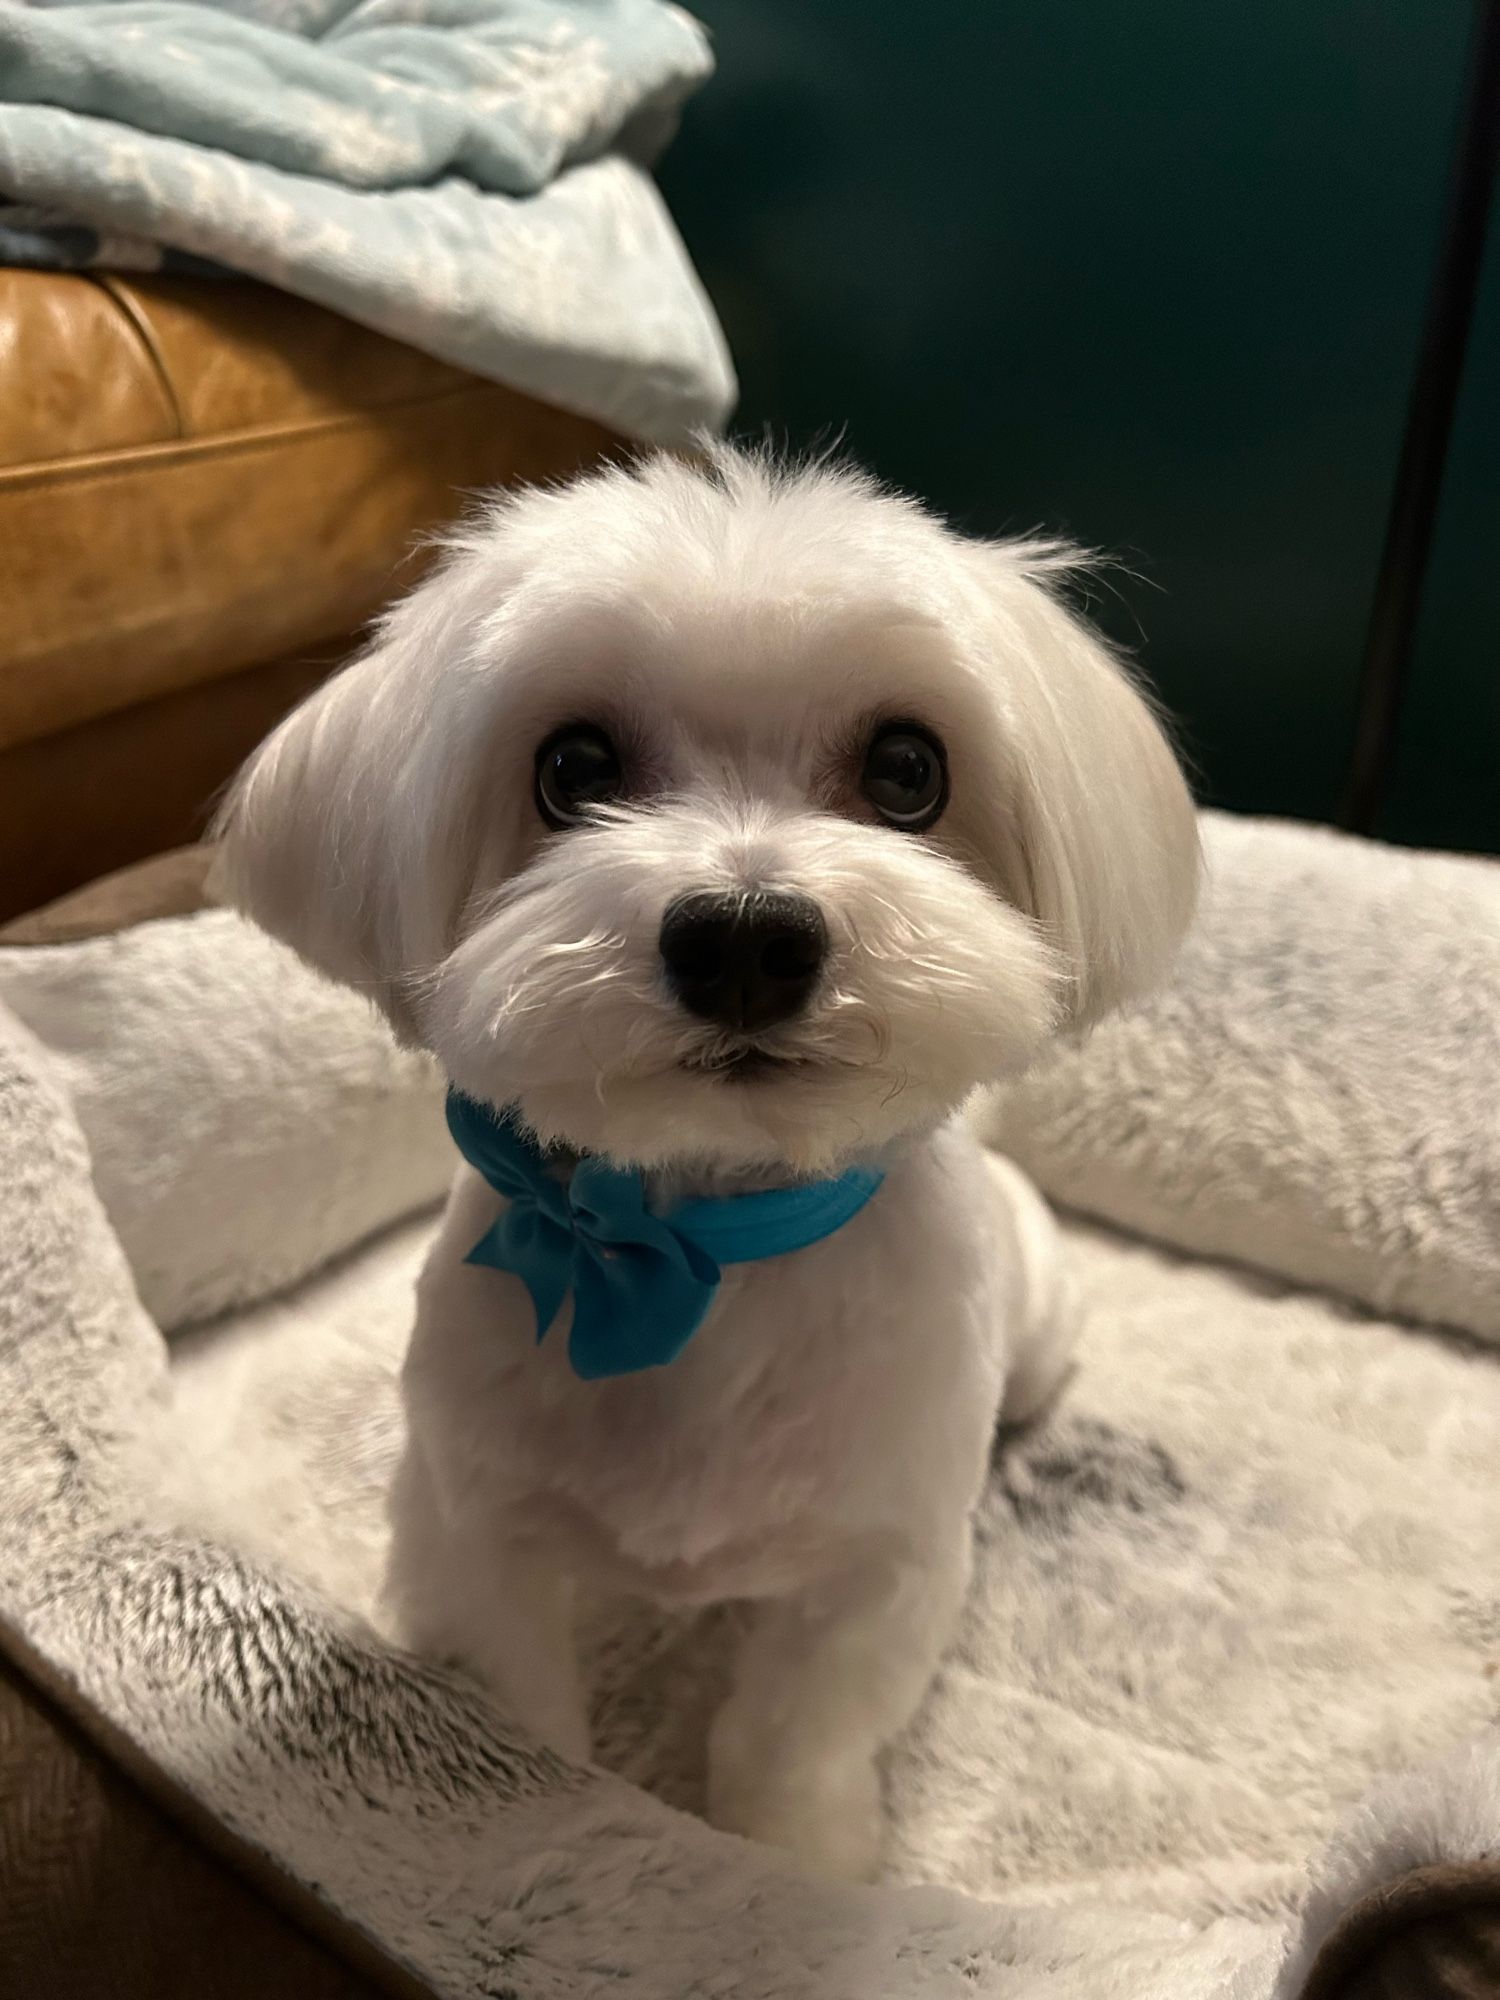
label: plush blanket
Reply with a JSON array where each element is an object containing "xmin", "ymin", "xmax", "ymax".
[
  {"xmin": 0, "ymin": 0, "xmax": 734, "ymax": 444},
  {"xmin": 980, "ymin": 811, "xmax": 1500, "ymax": 1346},
  {"xmin": 1, "ymin": 811, "xmax": 1497, "ymax": 1997}
]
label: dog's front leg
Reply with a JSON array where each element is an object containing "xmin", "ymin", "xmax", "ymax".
[
  {"xmin": 462, "ymin": 1539, "xmax": 590, "ymax": 1765},
  {"xmin": 383, "ymin": 1443, "xmax": 591, "ymax": 1764},
  {"xmin": 706, "ymin": 1533, "xmax": 972, "ymax": 1881}
]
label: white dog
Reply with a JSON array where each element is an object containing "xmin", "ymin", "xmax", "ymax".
[{"xmin": 216, "ymin": 445, "xmax": 1198, "ymax": 1881}]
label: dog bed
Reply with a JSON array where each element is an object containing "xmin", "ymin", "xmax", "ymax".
[{"xmin": 0, "ymin": 812, "xmax": 1496, "ymax": 1998}]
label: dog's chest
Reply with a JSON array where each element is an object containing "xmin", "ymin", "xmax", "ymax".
[
  {"xmin": 413, "ymin": 1130, "xmax": 1009, "ymax": 1599},
  {"xmin": 493, "ymin": 1258, "xmax": 919, "ymax": 1594}
]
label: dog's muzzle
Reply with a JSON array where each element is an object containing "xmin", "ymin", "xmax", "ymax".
[{"xmin": 659, "ymin": 889, "xmax": 826, "ymax": 1032}]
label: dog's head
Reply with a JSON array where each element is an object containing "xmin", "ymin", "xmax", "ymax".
[{"xmin": 216, "ymin": 448, "xmax": 1198, "ymax": 1174}]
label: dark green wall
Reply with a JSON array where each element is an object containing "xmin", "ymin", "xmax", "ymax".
[
  {"xmin": 1381, "ymin": 208, "xmax": 1500, "ymax": 852},
  {"xmin": 659, "ymin": 0, "xmax": 1496, "ymax": 848}
]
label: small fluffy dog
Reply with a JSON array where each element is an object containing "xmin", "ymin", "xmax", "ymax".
[{"xmin": 217, "ymin": 446, "xmax": 1198, "ymax": 1881}]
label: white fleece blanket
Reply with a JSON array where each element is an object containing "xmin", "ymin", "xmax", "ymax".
[
  {"xmin": 2, "ymin": 810, "xmax": 1498, "ymax": 1998},
  {"xmin": 168, "ymin": 1199, "xmax": 1500, "ymax": 1931},
  {"xmin": 980, "ymin": 812, "xmax": 1500, "ymax": 1346}
]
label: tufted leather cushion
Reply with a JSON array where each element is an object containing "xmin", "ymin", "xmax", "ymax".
[
  {"xmin": 0, "ymin": 269, "xmax": 620, "ymax": 917},
  {"xmin": 0, "ymin": 270, "xmax": 618, "ymax": 755}
]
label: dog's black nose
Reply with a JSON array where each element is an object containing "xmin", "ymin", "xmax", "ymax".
[{"xmin": 659, "ymin": 890, "xmax": 827, "ymax": 1032}]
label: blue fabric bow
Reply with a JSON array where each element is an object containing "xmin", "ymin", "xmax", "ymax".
[{"xmin": 445, "ymin": 1090, "xmax": 885, "ymax": 1381}]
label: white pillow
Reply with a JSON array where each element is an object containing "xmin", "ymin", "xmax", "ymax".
[
  {"xmin": 980, "ymin": 812, "xmax": 1500, "ymax": 1345},
  {"xmin": 0, "ymin": 911, "xmax": 452, "ymax": 1333}
]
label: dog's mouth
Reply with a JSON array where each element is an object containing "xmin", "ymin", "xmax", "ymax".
[{"xmin": 680, "ymin": 1046, "xmax": 808, "ymax": 1083}]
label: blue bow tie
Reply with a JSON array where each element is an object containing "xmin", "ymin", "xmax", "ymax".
[{"xmin": 445, "ymin": 1090, "xmax": 884, "ymax": 1381}]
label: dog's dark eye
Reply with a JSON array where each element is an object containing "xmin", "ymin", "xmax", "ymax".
[
  {"xmin": 860, "ymin": 723, "xmax": 948, "ymax": 830},
  {"xmin": 535, "ymin": 724, "xmax": 623, "ymax": 829}
]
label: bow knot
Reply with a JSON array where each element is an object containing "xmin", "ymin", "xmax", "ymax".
[{"xmin": 445, "ymin": 1091, "xmax": 884, "ymax": 1381}]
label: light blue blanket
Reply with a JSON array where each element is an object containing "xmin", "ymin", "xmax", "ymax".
[{"xmin": 0, "ymin": 0, "xmax": 734, "ymax": 442}]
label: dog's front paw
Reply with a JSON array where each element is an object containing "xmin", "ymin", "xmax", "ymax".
[{"xmin": 707, "ymin": 1729, "xmax": 884, "ymax": 1882}]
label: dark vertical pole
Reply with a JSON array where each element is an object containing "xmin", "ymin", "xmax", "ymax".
[{"xmin": 1338, "ymin": 0, "xmax": 1500, "ymax": 835}]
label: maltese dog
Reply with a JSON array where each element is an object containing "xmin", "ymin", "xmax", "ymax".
[{"xmin": 216, "ymin": 445, "xmax": 1198, "ymax": 1881}]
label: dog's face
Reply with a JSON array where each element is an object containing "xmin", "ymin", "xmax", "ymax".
[{"xmin": 217, "ymin": 450, "xmax": 1199, "ymax": 1175}]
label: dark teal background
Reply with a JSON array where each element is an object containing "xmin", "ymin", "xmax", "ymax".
[{"xmin": 659, "ymin": 1, "xmax": 1498, "ymax": 851}]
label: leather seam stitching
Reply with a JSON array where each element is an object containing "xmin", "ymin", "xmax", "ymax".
[
  {"xmin": 91, "ymin": 275, "xmax": 188, "ymax": 440},
  {"xmin": 0, "ymin": 377, "xmax": 516, "ymax": 490}
]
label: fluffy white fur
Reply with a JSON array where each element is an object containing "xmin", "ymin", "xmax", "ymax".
[{"xmin": 215, "ymin": 445, "xmax": 1198, "ymax": 1879}]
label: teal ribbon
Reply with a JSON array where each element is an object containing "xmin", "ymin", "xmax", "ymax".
[{"xmin": 446, "ymin": 1090, "xmax": 885, "ymax": 1381}]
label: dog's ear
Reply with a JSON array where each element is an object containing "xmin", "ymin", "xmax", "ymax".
[
  {"xmin": 964, "ymin": 546, "xmax": 1200, "ymax": 1027},
  {"xmin": 211, "ymin": 553, "xmax": 498, "ymax": 1040}
]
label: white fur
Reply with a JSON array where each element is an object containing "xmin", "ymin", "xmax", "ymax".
[{"xmin": 215, "ymin": 445, "xmax": 1198, "ymax": 1878}]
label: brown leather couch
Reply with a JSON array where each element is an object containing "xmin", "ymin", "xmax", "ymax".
[{"xmin": 0, "ymin": 269, "xmax": 621, "ymax": 921}]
